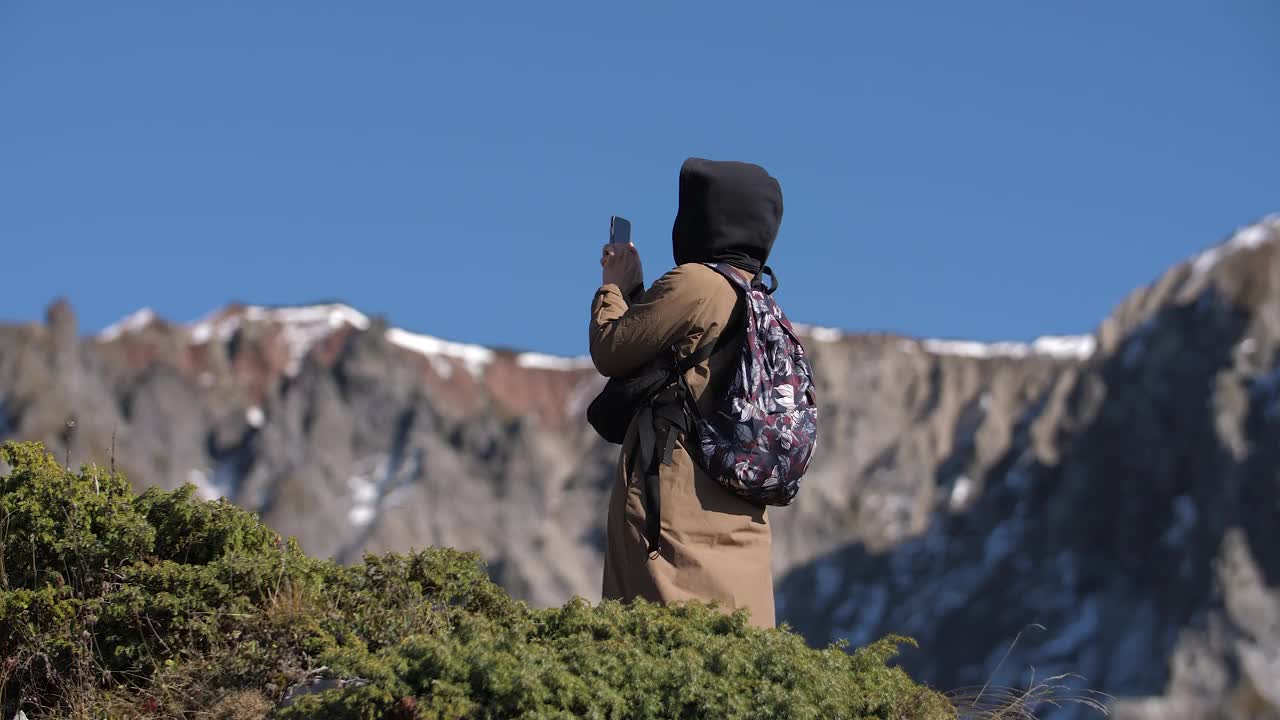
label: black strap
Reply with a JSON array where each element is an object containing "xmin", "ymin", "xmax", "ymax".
[
  {"xmin": 660, "ymin": 422, "xmax": 679, "ymax": 464},
  {"xmin": 642, "ymin": 417, "xmax": 682, "ymax": 556},
  {"xmin": 751, "ymin": 265, "xmax": 779, "ymax": 294},
  {"xmin": 641, "ymin": 408, "xmax": 692, "ymax": 556},
  {"xmin": 642, "ymin": 465, "xmax": 662, "ymax": 557},
  {"xmin": 638, "ymin": 279, "xmax": 747, "ymax": 557}
]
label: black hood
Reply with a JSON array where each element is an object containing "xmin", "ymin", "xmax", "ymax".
[{"xmin": 671, "ymin": 157, "xmax": 783, "ymax": 278}]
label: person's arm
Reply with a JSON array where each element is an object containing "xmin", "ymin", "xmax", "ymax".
[{"xmin": 590, "ymin": 265, "xmax": 705, "ymax": 378}]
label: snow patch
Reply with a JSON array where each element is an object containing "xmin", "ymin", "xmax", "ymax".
[
  {"xmin": 385, "ymin": 327, "xmax": 495, "ymax": 379},
  {"xmin": 809, "ymin": 326, "xmax": 843, "ymax": 343},
  {"xmin": 265, "ymin": 305, "xmax": 370, "ymax": 375},
  {"xmin": 188, "ymin": 304, "xmax": 371, "ymax": 376},
  {"xmin": 949, "ymin": 476, "xmax": 974, "ymax": 511},
  {"xmin": 351, "ymin": 477, "xmax": 378, "ymax": 504},
  {"xmin": 793, "ymin": 323, "xmax": 844, "ymax": 343},
  {"xmin": 188, "ymin": 469, "xmax": 217, "ymax": 500},
  {"xmin": 1191, "ymin": 217, "xmax": 1279, "ymax": 278},
  {"xmin": 187, "ymin": 463, "xmax": 238, "ymax": 501},
  {"xmin": 188, "ymin": 317, "xmax": 218, "ymax": 345},
  {"xmin": 1032, "ymin": 334, "xmax": 1097, "ymax": 358},
  {"xmin": 345, "ymin": 452, "xmax": 420, "ymax": 529},
  {"xmin": 514, "ymin": 352, "xmax": 596, "ymax": 371},
  {"xmin": 348, "ymin": 505, "xmax": 376, "ymax": 526},
  {"xmin": 98, "ymin": 308, "xmax": 157, "ymax": 342},
  {"xmin": 922, "ymin": 339, "xmax": 1026, "ymax": 358},
  {"xmin": 246, "ymin": 304, "xmax": 371, "ymax": 332},
  {"xmin": 347, "ymin": 471, "xmax": 380, "ymax": 527},
  {"xmin": 921, "ymin": 334, "xmax": 1095, "ymax": 361}
]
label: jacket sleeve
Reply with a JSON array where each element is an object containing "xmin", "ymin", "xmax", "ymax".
[{"xmin": 590, "ymin": 265, "xmax": 706, "ymax": 378}]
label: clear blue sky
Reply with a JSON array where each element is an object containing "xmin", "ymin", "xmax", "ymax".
[{"xmin": 2, "ymin": 2, "xmax": 1277, "ymax": 355}]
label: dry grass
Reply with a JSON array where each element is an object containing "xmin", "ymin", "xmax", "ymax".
[
  {"xmin": 947, "ymin": 624, "xmax": 1112, "ymax": 719},
  {"xmin": 948, "ymin": 674, "xmax": 1112, "ymax": 719},
  {"xmin": 207, "ymin": 690, "xmax": 273, "ymax": 720}
]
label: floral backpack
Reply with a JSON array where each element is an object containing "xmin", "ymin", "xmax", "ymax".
[
  {"xmin": 692, "ymin": 263, "xmax": 818, "ymax": 507},
  {"xmin": 587, "ymin": 262, "xmax": 819, "ymax": 554}
]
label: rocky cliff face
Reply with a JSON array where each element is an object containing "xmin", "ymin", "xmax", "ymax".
[
  {"xmin": 2, "ymin": 216, "xmax": 1278, "ymax": 718},
  {"xmin": 779, "ymin": 216, "xmax": 1280, "ymax": 719}
]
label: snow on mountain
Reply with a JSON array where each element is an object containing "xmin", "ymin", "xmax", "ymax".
[
  {"xmin": 102, "ymin": 302, "xmax": 595, "ymax": 381},
  {"xmin": 1190, "ymin": 214, "xmax": 1280, "ymax": 279},
  {"xmin": 384, "ymin": 327, "xmax": 496, "ymax": 379},
  {"xmin": 1031, "ymin": 334, "xmax": 1098, "ymax": 358},
  {"xmin": 918, "ymin": 334, "xmax": 1097, "ymax": 360},
  {"xmin": 792, "ymin": 323, "xmax": 845, "ymax": 343},
  {"xmin": 97, "ymin": 308, "xmax": 158, "ymax": 342},
  {"xmin": 513, "ymin": 352, "xmax": 597, "ymax": 372},
  {"xmin": 101, "ymin": 302, "xmax": 1099, "ymax": 381},
  {"xmin": 185, "ymin": 304, "xmax": 371, "ymax": 376}
]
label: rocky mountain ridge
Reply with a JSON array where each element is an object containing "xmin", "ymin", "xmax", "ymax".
[{"xmin": 2, "ymin": 214, "xmax": 1278, "ymax": 718}]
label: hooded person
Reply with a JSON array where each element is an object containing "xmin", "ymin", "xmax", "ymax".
[{"xmin": 589, "ymin": 157, "xmax": 783, "ymax": 628}]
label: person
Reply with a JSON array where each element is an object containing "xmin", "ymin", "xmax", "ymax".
[{"xmin": 589, "ymin": 157, "xmax": 783, "ymax": 629}]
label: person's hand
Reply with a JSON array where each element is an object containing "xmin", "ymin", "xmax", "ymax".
[{"xmin": 601, "ymin": 242, "xmax": 643, "ymax": 296}]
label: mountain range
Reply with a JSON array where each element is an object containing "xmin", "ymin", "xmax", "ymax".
[{"xmin": 2, "ymin": 215, "xmax": 1278, "ymax": 718}]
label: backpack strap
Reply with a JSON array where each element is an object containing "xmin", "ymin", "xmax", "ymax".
[
  {"xmin": 632, "ymin": 400, "xmax": 692, "ymax": 557},
  {"xmin": 706, "ymin": 261, "xmax": 778, "ymax": 295},
  {"xmin": 751, "ymin": 265, "xmax": 779, "ymax": 295},
  {"xmin": 635, "ymin": 299, "xmax": 745, "ymax": 556}
]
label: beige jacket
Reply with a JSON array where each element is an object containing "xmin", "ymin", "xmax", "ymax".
[{"xmin": 590, "ymin": 262, "xmax": 774, "ymax": 628}]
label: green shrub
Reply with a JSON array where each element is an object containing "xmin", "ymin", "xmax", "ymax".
[{"xmin": 0, "ymin": 441, "xmax": 954, "ymax": 719}]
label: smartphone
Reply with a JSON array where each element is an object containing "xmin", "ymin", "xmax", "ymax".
[{"xmin": 609, "ymin": 216, "xmax": 631, "ymax": 245}]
